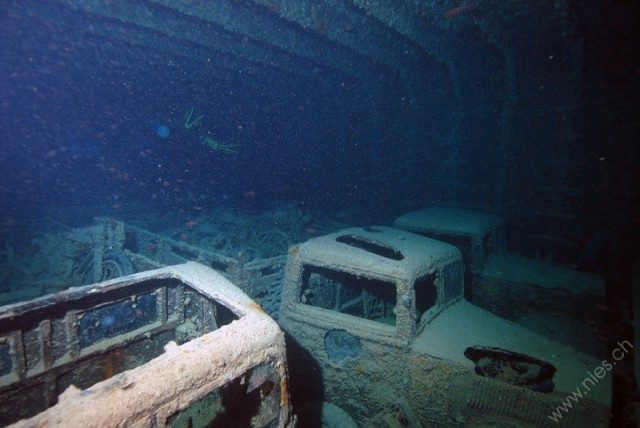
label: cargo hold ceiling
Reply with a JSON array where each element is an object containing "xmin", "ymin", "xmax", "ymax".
[
  {"xmin": 7, "ymin": 0, "xmax": 459, "ymax": 112},
  {"xmin": 4, "ymin": 0, "xmax": 578, "ymax": 135},
  {"xmin": 1, "ymin": 0, "xmax": 582, "ymax": 209}
]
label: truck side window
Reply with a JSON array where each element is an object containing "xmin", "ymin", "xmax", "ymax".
[
  {"xmin": 414, "ymin": 273, "xmax": 437, "ymax": 324},
  {"xmin": 301, "ymin": 266, "xmax": 396, "ymax": 326}
]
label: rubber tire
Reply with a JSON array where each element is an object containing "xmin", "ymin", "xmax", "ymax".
[{"xmin": 101, "ymin": 249, "xmax": 135, "ymax": 280}]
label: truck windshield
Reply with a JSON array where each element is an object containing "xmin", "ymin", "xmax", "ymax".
[{"xmin": 300, "ymin": 266, "xmax": 396, "ymax": 326}]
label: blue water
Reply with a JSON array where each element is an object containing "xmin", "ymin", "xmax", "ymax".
[
  {"xmin": 0, "ymin": 2, "xmax": 635, "ymax": 233},
  {"xmin": 0, "ymin": 1, "xmax": 421, "ymax": 230}
]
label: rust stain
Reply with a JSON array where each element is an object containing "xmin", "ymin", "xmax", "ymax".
[
  {"xmin": 249, "ymin": 302, "xmax": 265, "ymax": 314},
  {"xmin": 104, "ymin": 349, "xmax": 125, "ymax": 380},
  {"xmin": 104, "ymin": 353, "xmax": 115, "ymax": 379},
  {"xmin": 280, "ymin": 376, "xmax": 289, "ymax": 406}
]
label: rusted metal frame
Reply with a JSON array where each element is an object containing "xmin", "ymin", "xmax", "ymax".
[
  {"xmin": 11, "ymin": 330, "xmax": 27, "ymax": 382},
  {"xmin": 2, "ymin": 319, "xmax": 180, "ymax": 397},
  {"xmin": 11, "ymin": 304, "xmax": 289, "ymax": 426},
  {"xmin": 123, "ymin": 222, "xmax": 237, "ymax": 274}
]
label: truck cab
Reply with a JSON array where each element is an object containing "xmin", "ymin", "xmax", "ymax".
[
  {"xmin": 279, "ymin": 226, "xmax": 610, "ymax": 426},
  {"xmin": 0, "ymin": 262, "xmax": 292, "ymax": 427},
  {"xmin": 394, "ymin": 207, "xmax": 606, "ymax": 355}
]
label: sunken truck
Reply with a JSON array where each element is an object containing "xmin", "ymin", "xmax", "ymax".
[{"xmin": 278, "ymin": 226, "xmax": 610, "ymax": 427}]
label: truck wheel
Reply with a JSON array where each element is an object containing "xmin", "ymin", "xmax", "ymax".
[
  {"xmin": 101, "ymin": 249, "xmax": 135, "ymax": 281},
  {"xmin": 296, "ymin": 401, "xmax": 357, "ymax": 428}
]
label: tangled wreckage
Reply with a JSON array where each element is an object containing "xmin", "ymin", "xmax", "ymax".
[{"xmin": 0, "ymin": 213, "xmax": 615, "ymax": 426}]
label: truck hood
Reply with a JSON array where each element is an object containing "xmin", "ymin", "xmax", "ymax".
[{"xmin": 413, "ymin": 300, "xmax": 611, "ymax": 405}]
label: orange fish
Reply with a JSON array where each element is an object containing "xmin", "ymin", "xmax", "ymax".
[{"xmin": 445, "ymin": 2, "xmax": 477, "ymax": 19}]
